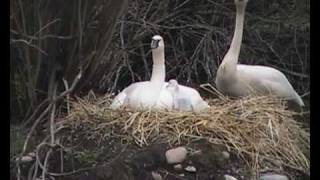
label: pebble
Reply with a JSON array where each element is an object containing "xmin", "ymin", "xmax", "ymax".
[
  {"xmin": 16, "ymin": 156, "xmax": 34, "ymax": 163},
  {"xmin": 173, "ymin": 164, "xmax": 183, "ymax": 171},
  {"xmin": 165, "ymin": 147, "xmax": 188, "ymax": 164},
  {"xmin": 259, "ymin": 174, "xmax": 289, "ymax": 180},
  {"xmin": 222, "ymin": 151, "xmax": 230, "ymax": 159},
  {"xmin": 224, "ymin": 174, "xmax": 238, "ymax": 180},
  {"xmin": 151, "ymin": 171, "xmax": 163, "ymax": 180},
  {"xmin": 184, "ymin": 165, "xmax": 196, "ymax": 172},
  {"xmin": 28, "ymin": 152, "xmax": 36, "ymax": 157}
]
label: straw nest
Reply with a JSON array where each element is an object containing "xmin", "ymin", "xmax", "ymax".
[{"xmin": 60, "ymin": 92, "xmax": 309, "ymax": 175}]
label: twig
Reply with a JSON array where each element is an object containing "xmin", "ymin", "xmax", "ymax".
[
  {"xmin": 31, "ymin": 19, "xmax": 61, "ymax": 39},
  {"xmin": 19, "ymin": 69, "xmax": 82, "ymax": 178},
  {"xmin": 41, "ymin": 149, "xmax": 52, "ymax": 180},
  {"xmin": 62, "ymin": 79, "xmax": 70, "ymax": 115},
  {"xmin": 300, "ymin": 91, "xmax": 309, "ymax": 98},
  {"xmin": 10, "ymin": 39, "xmax": 48, "ymax": 56},
  {"xmin": 22, "ymin": 103, "xmax": 53, "ymax": 154},
  {"xmin": 60, "ymin": 147, "xmax": 64, "ymax": 173},
  {"xmin": 200, "ymin": 83, "xmax": 227, "ymax": 101},
  {"xmin": 23, "ymin": 98, "xmax": 50, "ymax": 127},
  {"xmin": 50, "ymin": 83, "xmax": 58, "ymax": 145},
  {"xmin": 139, "ymin": 41, "xmax": 150, "ymax": 79},
  {"xmin": 120, "ymin": 16, "xmax": 135, "ymax": 82}
]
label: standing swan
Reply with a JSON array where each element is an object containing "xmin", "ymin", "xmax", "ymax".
[
  {"xmin": 166, "ymin": 79, "xmax": 210, "ymax": 113},
  {"xmin": 215, "ymin": 0, "xmax": 304, "ymax": 106},
  {"xmin": 110, "ymin": 35, "xmax": 173, "ymax": 110}
]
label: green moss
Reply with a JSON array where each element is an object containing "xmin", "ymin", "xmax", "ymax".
[
  {"xmin": 73, "ymin": 150, "xmax": 99, "ymax": 166},
  {"xmin": 10, "ymin": 125, "xmax": 25, "ymax": 158}
]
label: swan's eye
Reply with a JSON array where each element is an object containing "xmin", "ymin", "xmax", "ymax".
[{"xmin": 151, "ymin": 39, "xmax": 160, "ymax": 49}]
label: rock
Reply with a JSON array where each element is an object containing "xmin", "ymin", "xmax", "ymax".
[
  {"xmin": 224, "ymin": 174, "xmax": 238, "ymax": 180},
  {"xmin": 222, "ymin": 151, "xmax": 230, "ymax": 159},
  {"xmin": 165, "ymin": 147, "xmax": 187, "ymax": 164},
  {"xmin": 272, "ymin": 160, "xmax": 283, "ymax": 167},
  {"xmin": 260, "ymin": 174, "xmax": 289, "ymax": 180},
  {"xmin": 190, "ymin": 150, "xmax": 202, "ymax": 156},
  {"xmin": 173, "ymin": 164, "xmax": 183, "ymax": 171},
  {"xmin": 16, "ymin": 156, "xmax": 34, "ymax": 163},
  {"xmin": 151, "ymin": 171, "xmax": 163, "ymax": 180},
  {"xmin": 184, "ymin": 165, "xmax": 196, "ymax": 172},
  {"xmin": 28, "ymin": 152, "xmax": 36, "ymax": 157}
]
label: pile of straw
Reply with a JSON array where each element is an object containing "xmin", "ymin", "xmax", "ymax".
[{"xmin": 61, "ymin": 93, "xmax": 309, "ymax": 174}]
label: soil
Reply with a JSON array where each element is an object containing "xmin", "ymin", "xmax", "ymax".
[
  {"xmin": 11, "ymin": 133, "xmax": 310, "ymax": 180},
  {"xmin": 35, "ymin": 138, "xmax": 306, "ymax": 180},
  {"xmin": 10, "ymin": 104, "xmax": 310, "ymax": 180},
  {"xmin": 58, "ymin": 140, "xmax": 251, "ymax": 180}
]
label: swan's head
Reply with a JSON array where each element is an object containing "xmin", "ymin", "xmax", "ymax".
[
  {"xmin": 151, "ymin": 35, "xmax": 164, "ymax": 49},
  {"xmin": 235, "ymin": 0, "xmax": 248, "ymax": 6}
]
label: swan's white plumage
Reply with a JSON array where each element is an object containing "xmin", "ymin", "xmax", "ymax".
[
  {"xmin": 110, "ymin": 35, "xmax": 210, "ymax": 112},
  {"xmin": 110, "ymin": 35, "xmax": 173, "ymax": 110},
  {"xmin": 166, "ymin": 80, "xmax": 210, "ymax": 113},
  {"xmin": 110, "ymin": 81, "xmax": 174, "ymax": 110},
  {"xmin": 215, "ymin": 0, "xmax": 304, "ymax": 107},
  {"xmin": 166, "ymin": 80, "xmax": 193, "ymax": 111}
]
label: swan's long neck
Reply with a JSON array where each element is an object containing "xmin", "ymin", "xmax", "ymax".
[
  {"xmin": 220, "ymin": 3, "xmax": 246, "ymax": 71},
  {"xmin": 150, "ymin": 47, "xmax": 165, "ymax": 83}
]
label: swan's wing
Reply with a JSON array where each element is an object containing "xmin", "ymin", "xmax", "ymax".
[
  {"xmin": 238, "ymin": 65, "xmax": 287, "ymax": 82},
  {"xmin": 191, "ymin": 96, "xmax": 210, "ymax": 113},
  {"xmin": 110, "ymin": 82, "xmax": 149, "ymax": 110},
  {"xmin": 177, "ymin": 85, "xmax": 210, "ymax": 112},
  {"xmin": 238, "ymin": 64, "xmax": 304, "ymax": 106},
  {"xmin": 175, "ymin": 98, "xmax": 194, "ymax": 111},
  {"xmin": 155, "ymin": 84, "xmax": 174, "ymax": 110},
  {"xmin": 261, "ymin": 79, "xmax": 304, "ymax": 106}
]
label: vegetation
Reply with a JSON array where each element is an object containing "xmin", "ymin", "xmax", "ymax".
[
  {"xmin": 10, "ymin": 0, "xmax": 309, "ymax": 122},
  {"xmin": 10, "ymin": 0, "xmax": 309, "ymax": 179}
]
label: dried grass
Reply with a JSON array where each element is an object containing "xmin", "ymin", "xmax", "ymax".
[{"xmin": 60, "ymin": 92, "xmax": 309, "ymax": 175}]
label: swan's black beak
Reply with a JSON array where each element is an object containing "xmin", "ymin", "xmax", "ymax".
[{"xmin": 151, "ymin": 39, "xmax": 160, "ymax": 49}]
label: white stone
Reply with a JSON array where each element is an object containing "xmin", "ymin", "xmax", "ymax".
[
  {"xmin": 16, "ymin": 156, "xmax": 33, "ymax": 163},
  {"xmin": 28, "ymin": 152, "xmax": 36, "ymax": 157},
  {"xmin": 184, "ymin": 165, "xmax": 196, "ymax": 172},
  {"xmin": 222, "ymin": 151, "xmax": 230, "ymax": 159},
  {"xmin": 173, "ymin": 164, "xmax": 183, "ymax": 171},
  {"xmin": 151, "ymin": 171, "xmax": 163, "ymax": 180},
  {"xmin": 260, "ymin": 174, "xmax": 289, "ymax": 180},
  {"xmin": 224, "ymin": 174, "xmax": 238, "ymax": 180},
  {"xmin": 165, "ymin": 147, "xmax": 188, "ymax": 164}
]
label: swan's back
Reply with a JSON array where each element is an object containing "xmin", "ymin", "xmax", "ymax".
[
  {"xmin": 110, "ymin": 81, "xmax": 148, "ymax": 109},
  {"xmin": 154, "ymin": 83, "xmax": 175, "ymax": 110},
  {"xmin": 165, "ymin": 81, "xmax": 209, "ymax": 112},
  {"xmin": 237, "ymin": 64, "xmax": 304, "ymax": 106},
  {"xmin": 166, "ymin": 81, "xmax": 193, "ymax": 111},
  {"xmin": 110, "ymin": 81, "xmax": 165, "ymax": 110},
  {"xmin": 237, "ymin": 65, "xmax": 287, "ymax": 82}
]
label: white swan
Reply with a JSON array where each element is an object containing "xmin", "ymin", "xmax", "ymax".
[
  {"xmin": 110, "ymin": 35, "xmax": 173, "ymax": 110},
  {"xmin": 215, "ymin": 0, "xmax": 304, "ymax": 107},
  {"xmin": 166, "ymin": 79, "xmax": 210, "ymax": 113}
]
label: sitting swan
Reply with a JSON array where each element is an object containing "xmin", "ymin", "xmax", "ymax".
[
  {"xmin": 166, "ymin": 79, "xmax": 210, "ymax": 113},
  {"xmin": 110, "ymin": 35, "xmax": 173, "ymax": 110},
  {"xmin": 110, "ymin": 35, "xmax": 210, "ymax": 112},
  {"xmin": 215, "ymin": 0, "xmax": 304, "ymax": 107}
]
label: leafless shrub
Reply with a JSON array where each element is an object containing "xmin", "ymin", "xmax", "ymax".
[{"xmin": 10, "ymin": 0, "xmax": 309, "ymax": 121}]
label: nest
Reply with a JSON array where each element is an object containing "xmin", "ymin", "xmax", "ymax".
[{"xmin": 60, "ymin": 92, "xmax": 309, "ymax": 175}]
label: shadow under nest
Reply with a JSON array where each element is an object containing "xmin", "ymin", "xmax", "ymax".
[{"xmin": 47, "ymin": 91, "xmax": 310, "ymax": 179}]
